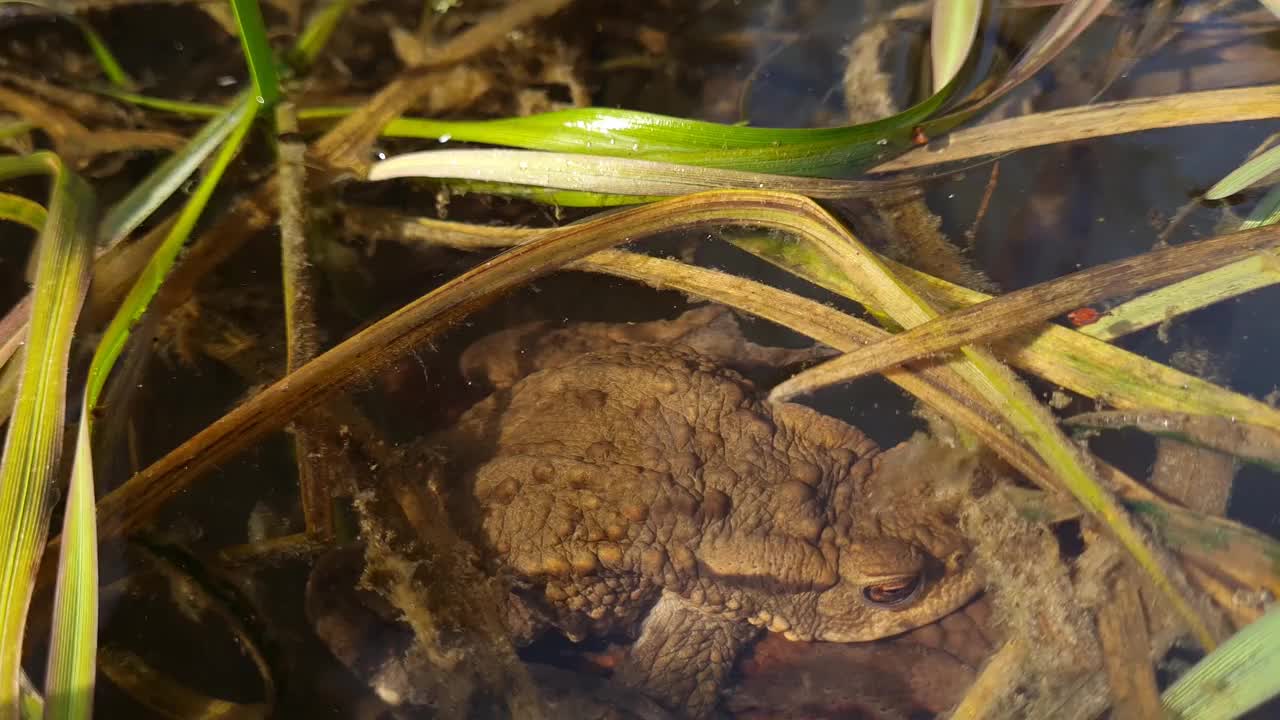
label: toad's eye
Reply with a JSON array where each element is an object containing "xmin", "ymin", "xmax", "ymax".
[{"xmin": 862, "ymin": 575, "xmax": 922, "ymax": 608}]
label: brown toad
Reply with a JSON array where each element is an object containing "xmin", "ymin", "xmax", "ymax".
[{"xmin": 319, "ymin": 307, "xmax": 984, "ymax": 718}]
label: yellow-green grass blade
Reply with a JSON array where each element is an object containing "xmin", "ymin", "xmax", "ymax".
[
  {"xmin": 19, "ymin": 671, "xmax": 42, "ymax": 719},
  {"xmin": 229, "ymin": 0, "xmax": 280, "ymax": 109},
  {"xmin": 730, "ymin": 232, "xmax": 1280, "ymax": 432},
  {"xmin": 0, "ymin": 193, "xmax": 46, "ymax": 232},
  {"xmin": 1206, "ymin": 144, "xmax": 1280, "ymax": 200},
  {"xmin": 1239, "ymin": 182, "xmax": 1280, "ymax": 230},
  {"xmin": 0, "ymin": 152, "xmax": 94, "ymax": 715},
  {"xmin": 93, "ymin": 90, "xmax": 222, "ymax": 118},
  {"xmin": 288, "ymin": 0, "xmax": 360, "ymax": 69},
  {"xmin": 1162, "ymin": 604, "xmax": 1280, "ymax": 719},
  {"xmin": 931, "ymin": 0, "xmax": 982, "ymax": 92},
  {"xmin": 44, "ymin": 416, "xmax": 95, "ymax": 720},
  {"xmin": 1080, "ymin": 182, "xmax": 1280, "ymax": 343},
  {"xmin": 98, "ymin": 93, "xmax": 254, "ymax": 246}
]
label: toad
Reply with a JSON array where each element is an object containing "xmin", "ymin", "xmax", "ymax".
[{"xmin": 314, "ymin": 306, "xmax": 985, "ymax": 718}]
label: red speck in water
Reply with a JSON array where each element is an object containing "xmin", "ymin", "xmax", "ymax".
[
  {"xmin": 912, "ymin": 126, "xmax": 929, "ymax": 146},
  {"xmin": 1066, "ymin": 307, "xmax": 1102, "ymax": 326}
]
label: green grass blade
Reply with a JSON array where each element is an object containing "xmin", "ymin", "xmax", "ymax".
[
  {"xmin": 87, "ymin": 93, "xmax": 257, "ymax": 419},
  {"xmin": 95, "ymin": 89, "xmax": 223, "ymax": 118},
  {"xmin": 1162, "ymin": 605, "xmax": 1280, "ymax": 719},
  {"xmin": 931, "ymin": 0, "xmax": 982, "ymax": 92},
  {"xmin": 0, "ymin": 152, "xmax": 94, "ymax": 715},
  {"xmin": 44, "ymin": 417, "xmax": 96, "ymax": 720},
  {"xmin": 229, "ymin": 0, "xmax": 280, "ymax": 109},
  {"xmin": 355, "ymin": 79, "xmax": 956, "ymax": 177},
  {"xmin": 0, "ymin": 193, "xmax": 47, "ymax": 232},
  {"xmin": 288, "ymin": 0, "xmax": 359, "ymax": 69},
  {"xmin": 1206, "ymin": 144, "xmax": 1280, "ymax": 200},
  {"xmin": 98, "ymin": 93, "xmax": 253, "ymax": 246},
  {"xmin": 74, "ymin": 19, "xmax": 134, "ymax": 89}
]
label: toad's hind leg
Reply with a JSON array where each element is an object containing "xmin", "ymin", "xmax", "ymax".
[{"xmin": 614, "ymin": 591, "xmax": 760, "ymax": 718}]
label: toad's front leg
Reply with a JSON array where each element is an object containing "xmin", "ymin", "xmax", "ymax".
[{"xmin": 614, "ymin": 591, "xmax": 761, "ymax": 719}]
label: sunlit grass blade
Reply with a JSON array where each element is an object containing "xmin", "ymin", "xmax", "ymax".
[
  {"xmin": 98, "ymin": 94, "xmax": 254, "ymax": 246},
  {"xmin": 1207, "ymin": 144, "xmax": 1280, "ymax": 200},
  {"xmin": 355, "ymin": 80, "xmax": 956, "ymax": 177},
  {"xmin": 931, "ymin": 0, "xmax": 982, "ymax": 92},
  {"xmin": 0, "ymin": 152, "xmax": 94, "ymax": 715},
  {"xmin": 229, "ymin": 0, "xmax": 280, "ymax": 109},
  {"xmin": 45, "ymin": 416, "xmax": 95, "ymax": 720},
  {"xmin": 368, "ymin": 148, "xmax": 921, "ymax": 205},
  {"xmin": 1162, "ymin": 605, "xmax": 1280, "ymax": 719},
  {"xmin": 0, "ymin": 193, "xmax": 46, "ymax": 232}
]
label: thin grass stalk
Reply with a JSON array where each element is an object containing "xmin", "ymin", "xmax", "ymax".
[
  {"xmin": 0, "ymin": 153, "xmax": 94, "ymax": 715},
  {"xmin": 73, "ymin": 20, "xmax": 133, "ymax": 89},
  {"xmin": 229, "ymin": 0, "xmax": 280, "ymax": 108},
  {"xmin": 276, "ymin": 104, "xmax": 333, "ymax": 537}
]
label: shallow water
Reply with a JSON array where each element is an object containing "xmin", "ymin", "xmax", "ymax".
[{"xmin": 3, "ymin": 0, "xmax": 1280, "ymax": 717}]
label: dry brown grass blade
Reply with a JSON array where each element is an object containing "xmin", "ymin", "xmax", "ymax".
[
  {"xmin": 875, "ymin": 85, "xmax": 1280, "ymax": 172},
  {"xmin": 0, "ymin": 86, "xmax": 183, "ymax": 164},
  {"xmin": 770, "ymin": 222, "xmax": 1280, "ymax": 402}
]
